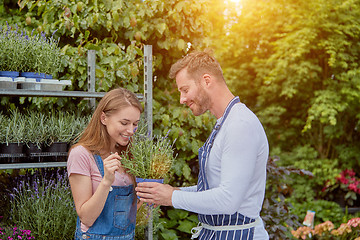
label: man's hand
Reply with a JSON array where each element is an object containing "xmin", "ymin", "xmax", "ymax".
[{"xmin": 135, "ymin": 182, "xmax": 177, "ymax": 206}]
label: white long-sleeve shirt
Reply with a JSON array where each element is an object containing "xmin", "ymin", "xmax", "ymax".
[{"xmin": 172, "ymin": 102, "xmax": 269, "ymax": 239}]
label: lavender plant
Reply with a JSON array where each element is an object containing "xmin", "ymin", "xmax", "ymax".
[
  {"xmin": 120, "ymin": 129, "xmax": 176, "ymax": 180},
  {"xmin": 0, "ymin": 23, "xmax": 62, "ymax": 76},
  {"xmin": 0, "ymin": 22, "xmax": 27, "ymax": 72},
  {"xmin": 22, "ymin": 30, "xmax": 61, "ymax": 76},
  {"xmin": 10, "ymin": 169, "xmax": 76, "ymax": 240},
  {"xmin": 5, "ymin": 109, "xmax": 25, "ymax": 145}
]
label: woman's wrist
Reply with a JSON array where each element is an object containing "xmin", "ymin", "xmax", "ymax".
[{"xmin": 100, "ymin": 178, "xmax": 113, "ymax": 189}]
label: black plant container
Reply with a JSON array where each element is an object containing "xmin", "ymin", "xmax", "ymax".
[{"xmin": 45, "ymin": 142, "xmax": 68, "ymax": 153}]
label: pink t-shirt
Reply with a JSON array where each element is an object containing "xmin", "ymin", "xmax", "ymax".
[{"xmin": 67, "ymin": 145, "xmax": 133, "ymax": 194}]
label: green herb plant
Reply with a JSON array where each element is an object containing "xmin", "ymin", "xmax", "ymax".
[
  {"xmin": 0, "ymin": 22, "xmax": 62, "ymax": 76},
  {"xmin": 45, "ymin": 112, "xmax": 75, "ymax": 145},
  {"xmin": 0, "ymin": 113, "xmax": 8, "ymax": 144},
  {"xmin": 23, "ymin": 111, "xmax": 47, "ymax": 149},
  {"xmin": 5, "ymin": 109, "xmax": 25, "ymax": 145},
  {"xmin": 121, "ymin": 129, "xmax": 176, "ymax": 180},
  {"xmin": 0, "ymin": 23, "xmax": 27, "ymax": 72}
]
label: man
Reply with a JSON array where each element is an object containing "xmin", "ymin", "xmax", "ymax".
[{"xmin": 136, "ymin": 51, "xmax": 269, "ymax": 239}]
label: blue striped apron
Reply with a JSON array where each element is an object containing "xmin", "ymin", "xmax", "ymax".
[{"xmin": 194, "ymin": 96, "xmax": 257, "ymax": 240}]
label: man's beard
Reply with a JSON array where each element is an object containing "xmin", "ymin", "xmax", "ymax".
[{"xmin": 191, "ymin": 87, "xmax": 211, "ymax": 116}]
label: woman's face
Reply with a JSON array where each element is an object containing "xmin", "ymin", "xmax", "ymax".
[{"xmin": 101, "ymin": 106, "xmax": 141, "ymax": 148}]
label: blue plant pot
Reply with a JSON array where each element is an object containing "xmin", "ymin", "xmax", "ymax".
[
  {"xmin": 135, "ymin": 178, "xmax": 164, "ymax": 201},
  {"xmin": 20, "ymin": 72, "xmax": 47, "ymax": 82},
  {"xmin": 0, "ymin": 71, "xmax": 20, "ymax": 80},
  {"xmin": 135, "ymin": 178, "xmax": 164, "ymax": 184}
]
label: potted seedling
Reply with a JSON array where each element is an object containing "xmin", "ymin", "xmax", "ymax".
[
  {"xmin": 0, "ymin": 22, "xmax": 26, "ymax": 79},
  {"xmin": 3, "ymin": 110, "xmax": 26, "ymax": 162},
  {"xmin": 23, "ymin": 111, "xmax": 47, "ymax": 158},
  {"xmin": 45, "ymin": 112, "xmax": 73, "ymax": 153},
  {"xmin": 20, "ymin": 29, "xmax": 62, "ymax": 80}
]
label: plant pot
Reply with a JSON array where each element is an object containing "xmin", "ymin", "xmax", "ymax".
[
  {"xmin": 25, "ymin": 142, "xmax": 42, "ymax": 155},
  {"xmin": 0, "ymin": 142, "xmax": 24, "ymax": 154},
  {"xmin": 135, "ymin": 178, "xmax": 164, "ymax": 184},
  {"xmin": 23, "ymin": 143, "xmax": 42, "ymax": 163},
  {"xmin": 0, "ymin": 143, "xmax": 25, "ymax": 163},
  {"xmin": 0, "ymin": 71, "xmax": 20, "ymax": 80},
  {"xmin": 20, "ymin": 72, "xmax": 46, "ymax": 82},
  {"xmin": 45, "ymin": 142, "xmax": 68, "ymax": 153},
  {"xmin": 135, "ymin": 178, "xmax": 164, "ymax": 201}
]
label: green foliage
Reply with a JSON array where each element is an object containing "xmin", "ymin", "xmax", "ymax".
[
  {"xmin": 0, "ymin": 109, "xmax": 89, "ymax": 147},
  {"xmin": 213, "ymin": 0, "xmax": 360, "ymax": 171},
  {"xmin": 23, "ymin": 110, "xmax": 47, "ymax": 148},
  {"xmin": 263, "ymin": 157, "xmax": 313, "ymax": 239},
  {"xmin": 3, "ymin": 0, "xmax": 360, "ymax": 238},
  {"xmin": 276, "ymin": 145, "xmax": 342, "ymax": 203},
  {"xmin": 156, "ymin": 209, "xmax": 198, "ymax": 240}
]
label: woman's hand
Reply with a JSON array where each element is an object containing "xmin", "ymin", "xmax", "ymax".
[{"xmin": 102, "ymin": 152, "xmax": 122, "ymax": 187}]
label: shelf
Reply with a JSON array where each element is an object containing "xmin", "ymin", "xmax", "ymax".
[
  {"xmin": 0, "ymin": 89, "xmax": 144, "ymax": 100},
  {"xmin": 0, "ymin": 161, "xmax": 67, "ymax": 170}
]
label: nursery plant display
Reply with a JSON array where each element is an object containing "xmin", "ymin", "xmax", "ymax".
[
  {"xmin": 0, "ymin": 110, "xmax": 90, "ymax": 163},
  {"xmin": 0, "ymin": 22, "xmax": 62, "ymax": 78}
]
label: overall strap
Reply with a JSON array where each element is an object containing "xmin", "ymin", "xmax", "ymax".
[
  {"xmin": 207, "ymin": 96, "xmax": 240, "ymax": 154},
  {"xmin": 94, "ymin": 154, "xmax": 105, "ymax": 177}
]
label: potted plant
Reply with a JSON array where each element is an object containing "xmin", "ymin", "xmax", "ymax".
[
  {"xmin": 0, "ymin": 22, "xmax": 27, "ymax": 79},
  {"xmin": 20, "ymin": 29, "xmax": 62, "ymax": 80},
  {"xmin": 44, "ymin": 112, "xmax": 74, "ymax": 153},
  {"xmin": 2, "ymin": 110, "xmax": 26, "ymax": 163},
  {"xmin": 0, "ymin": 22, "xmax": 62, "ymax": 84},
  {"xmin": 120, "ymin": 128, "xmax": 176, "ymax": 184},
  {"xmin": 23, "ymin": 111, "xmax": 47, "ymax": 158}
]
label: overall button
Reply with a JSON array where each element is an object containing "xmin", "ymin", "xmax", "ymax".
[{"xmin": 110, "ymin": 186, "xmax": 113, "ymax": 192}]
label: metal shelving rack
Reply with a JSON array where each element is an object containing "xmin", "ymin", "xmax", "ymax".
[
  {"xmin": 0, "ymin": 45, "xmax": 154, "ymax": 240},
  {"xmin": 0, "ymin": 45, "xmax": 153, "ymax": 171}
]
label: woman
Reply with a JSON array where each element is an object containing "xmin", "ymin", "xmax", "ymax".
[{"xmin": 67, "ymin": 87, "xmax": 143, "ymax": 239}]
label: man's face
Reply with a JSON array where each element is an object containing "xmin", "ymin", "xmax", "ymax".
[{"xmin": 176, "ymin": 68, "xmax": 211, "ymax": 116}]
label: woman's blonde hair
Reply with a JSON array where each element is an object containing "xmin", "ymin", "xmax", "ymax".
[{"xmin": 72, "ymin": 87, "xmax": 143, "ymax": 155}]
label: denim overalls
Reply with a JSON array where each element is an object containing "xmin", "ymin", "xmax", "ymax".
[
  {"xmin": 194, "ymin": 97, "xmax": 258, "ymax": 240},
  {"xmin": 74, "ymin": 155, "xmax": 136, "ymax": 240}
]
